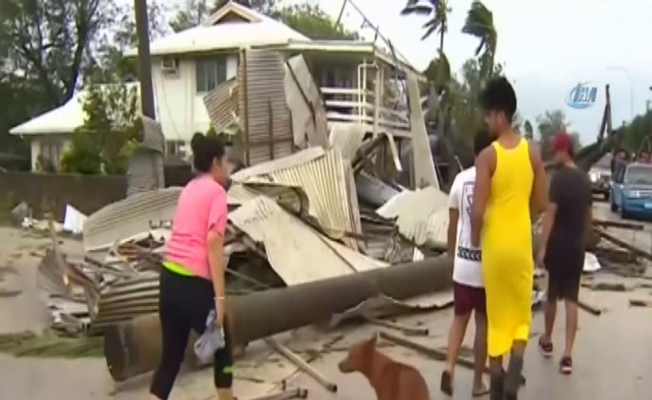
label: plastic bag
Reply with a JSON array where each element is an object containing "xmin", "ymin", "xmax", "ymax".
[{"xmin": 194, "ymin": 309, "xmax": 225, "ymax": 363}]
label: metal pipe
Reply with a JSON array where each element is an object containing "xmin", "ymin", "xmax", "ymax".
[
  {"xmin": 103, "ymin": 256, "xmax": 453, "ymax": 381},
  {"xmin": 134, "ymin": 0, "xmax": 155, "ymax": 118}
]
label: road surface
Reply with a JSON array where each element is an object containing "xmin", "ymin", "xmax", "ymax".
[{"xmin": 0, "ymin": 202, "xmax": 650, "ymax": 399}]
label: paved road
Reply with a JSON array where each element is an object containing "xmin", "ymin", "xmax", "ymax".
[
  {"xmin": 0, "ymin": 202, "xmax": 650, "ymax": 400},
  {"xmin": 291, "ymin": 200, "xmax": 652, "ymax": 400}
]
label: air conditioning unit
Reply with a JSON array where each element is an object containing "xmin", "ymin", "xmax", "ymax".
[{"xmin": 161, "ymin": 57, "xmax": 178, "ymax": 74}]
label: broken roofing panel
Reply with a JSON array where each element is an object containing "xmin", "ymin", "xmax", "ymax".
[
  {"xmin": 329, "ymin": 123, "xmax": 366, "ymax": 161},
  {"xmin": 231, "ymin": 147, "xmax": 362, "ymax": 249},
  {"xmin": 227, "ymin": 181, "xmax": 311, "ymax": 217},
  {"xmin": 376, "ymin": 186, "xmax": 449, "ymax": 248},
  {"xmin": 406, "ymin": 72, "xmax": 439, "ymax": 190},
  {"xmin": 268, "ymin": 148, "xmax": 362, "ymax": 249},
  {"xmin": 284, "ymin": 54, "xmax": 329, "ymax": 149},
  {"xmin": 231, "ymin": 146, "xmax": 324, "ymax": 182},
  {"xmin": 228, "ymin": 196, "xmax": 381, "ymax": 286},
  {"xmin": 83, "ymin": 187, "xmax": 181, "ymax": 252},
  {"xmin": 240, "ymin": 49, "xmax": 294, "ymax": 165},
  {"xmin": 203, "ymin": 77, "xmax": 239, "ymax": 134}
]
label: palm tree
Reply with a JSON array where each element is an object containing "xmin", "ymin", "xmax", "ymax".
[
  {"xmin": 462, "ymin": 1, "xmax": 497, "ymax": 83},
  {"xmin": 400, "ymin": 0, "xmax": 450, "ymax": 50}
]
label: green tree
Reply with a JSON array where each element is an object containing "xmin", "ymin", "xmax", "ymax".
[
  {"xmin": 401, "ymin": 0, "xmax": 450, "ymax": 88},
  {"xmin": 85, "ymin": 2, "xmax": 168, "ymax": 84},
  {"xmin": 447, "ymin": 58, "xmax": 505, "ymax": 142},
  {"xmin": 462, "ymin": 1, "xmax": 497, "ymax": 83},
  {"xmin": 401, "ymin": 0, "xmax": 450, "ymax": 48},
  {"xmin": 61, "ymin": 84, "xmax": 140, "ymax": 175},
  {"xmin": 170, "ymin": 0, "xmax": 212, "ymax": 32},
  {"xmin": 0, "ymin": 0, "xmax": 112, "ymax": 106},
  {"xmin": 276, "ymin": 3, "xmax": 359, "ymax": 40},
  {"xmin": 536, "ymin": 109, "xmax": 577, "ymax": 159},
  {"xmin": 619, "ymin": 110, "xmax": 652, "ymax": 153}
]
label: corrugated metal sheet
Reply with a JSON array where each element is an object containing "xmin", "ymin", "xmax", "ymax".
[
  {"xmin": 91, "ymin": 273, "xmax": 159, "ymax": 334},
  {"xmin": 268, "ymin": 149, "xmax": 362, "ymax": 249},
  {"xmin": 203, "ymin": 77, "xmax": 239, "ymax": 133},
  {"xmin": 228, "ymin": 196, "xmax": 383, "ymax": 286},
  {"xmin": 284, "ymin": 54, "xmax": 329, "ymax": 149},
  {"xmin": 231, "ymin": 146, "xmax": 324, "ymax": 182},
  {"xmin": 240, "ymin": 49, "xmax": 294, "ymax": 165},
  {"xmin": 407, "ymin": 73, "xmax": 440, "ymax": 189},
  {"xmin": 230, "ymin": 147, "xmax": 362, "ymax": 249},
  {"xmin": 329, "ymin": 123, "xmax": 366, "ymax": 161},
  {"xmin": 83, "ymin": 187, "xmax": 181, "ymax": 252},
  {"xmin": 227, "ymin": 181, "xmax": 310, "ymax": 216},
  {"xmin": 376, "ymin": 186, "xmax": 449, "ymax": 247}
]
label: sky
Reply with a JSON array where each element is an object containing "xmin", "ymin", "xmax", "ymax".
[{"xmin": 168, "ymin": 0, "xmax": 652, "ymax": 144}]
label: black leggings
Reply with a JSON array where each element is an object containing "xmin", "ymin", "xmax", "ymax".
[{"xmin": 150, "ymin": 267, "xmax": 233, "ymax": 400}]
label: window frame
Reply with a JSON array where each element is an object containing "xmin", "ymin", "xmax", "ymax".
[{"xmin": 196, "ymin": 57, "xmax": 228, "ymax": 93}]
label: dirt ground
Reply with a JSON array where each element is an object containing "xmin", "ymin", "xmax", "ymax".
[{"xmin": 0, "ymin": 201, "xmax": 651, "ymax": 400}]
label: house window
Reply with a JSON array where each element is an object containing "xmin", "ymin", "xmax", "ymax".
[
  {"xmin": 39, "ymin": 140, "xmax": 62, "ymax": 171},
  {"xmin": 166, "ymin": 140, "xmax": 186, "ymax": 157},
  {"xmin": 196, "ymin": 57, "xmax": 227, "ymax": 93}
]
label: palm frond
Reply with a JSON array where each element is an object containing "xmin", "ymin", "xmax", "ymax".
[{"xmin": 400, "ymin": 0, "xmax": 434, "ymax": 17}]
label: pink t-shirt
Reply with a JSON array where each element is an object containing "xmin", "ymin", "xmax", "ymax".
[{"xmin": 166, "ymin": 175, "xmax": 228, "ymax": 280}]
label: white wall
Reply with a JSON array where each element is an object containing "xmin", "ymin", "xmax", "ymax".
[
  {"xmin": 151, "ymin": 54, "xmax": 239, "ymax": 148},
  {"xmin": 29, "ymin": 135, "xmax": 71, "ymax": 171}
]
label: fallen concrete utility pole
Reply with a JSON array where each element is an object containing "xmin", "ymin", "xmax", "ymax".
[{"xmin": 104, "ymin": 257, "xmax": 452, "ymax": 381}]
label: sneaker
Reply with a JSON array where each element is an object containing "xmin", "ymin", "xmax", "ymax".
[
  {"xmin": 560, "ymin": 356, "xmax": 573, "ymax": 375},
  {"xmin": 538, "ymin": 336, "xmax": 553, "ymax": 358}
]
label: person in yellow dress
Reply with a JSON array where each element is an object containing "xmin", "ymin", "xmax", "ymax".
[{"xmin": 470, "ymin": 77, "xmax": 549, "ymax": 400}]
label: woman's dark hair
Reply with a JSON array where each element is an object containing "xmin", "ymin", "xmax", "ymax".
[
  {"xmin": 473, "ymin": 128, "xmax": 494, "ymax": 157},
  {"xmin": 478, "ymin": 77, "xmax": 517, "ymax": 122},
  {"xmin": 190, "ymin": 132, "xmax": 225, "ymax": 173}
]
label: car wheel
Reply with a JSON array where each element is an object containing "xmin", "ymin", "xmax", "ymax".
[{"xmin": 603, "ymin": 191, "xmax": 609, "ymax": 201}]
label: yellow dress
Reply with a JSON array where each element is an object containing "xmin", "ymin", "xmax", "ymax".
[{"xmin": 481, "ymin": 139, "xmax": 534, "ymax": 357}]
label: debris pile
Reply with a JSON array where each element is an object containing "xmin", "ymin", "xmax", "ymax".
[{"xmin": 31, "ymin": 126, "xmax": 458, "ymax": 338}]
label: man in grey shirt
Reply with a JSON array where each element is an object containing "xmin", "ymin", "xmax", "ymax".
[{"xmin": 536, "ymin": 132, "xmax": 592, "ymax": 375}]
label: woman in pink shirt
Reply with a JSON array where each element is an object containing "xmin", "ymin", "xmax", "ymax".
[{"xmin": 149, "ymin": 133, "xmax": 233, "ymax": 400}]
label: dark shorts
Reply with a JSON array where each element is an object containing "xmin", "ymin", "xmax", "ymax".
[
  {"xmin": 545, "ymin": 245, "xmax": 584, "ymax": 302},
  {"xmin": 547, "ymin": 269, "xmax": 581, "ymax": 302},
  {"xmin": 453, "ymin": 282, "xmax": 486, "ymax": 316}
]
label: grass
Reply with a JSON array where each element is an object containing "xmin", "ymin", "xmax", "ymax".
[{"xmin": 0, "ymin": 331, "xmax": 104, "ymax": 358}]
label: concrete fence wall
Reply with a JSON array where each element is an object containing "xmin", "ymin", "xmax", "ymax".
[{"xmin": 0, "ymin": 172, "xmax": 128, "ymax": 221}]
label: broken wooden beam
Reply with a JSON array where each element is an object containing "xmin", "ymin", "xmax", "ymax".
[
  {"xmin": 104, "ymin": 257, "xmax": 453, "ymax": 381},
  {"xmin": 629, "ymin": 298, "xmax": 652, "ymax": 308},
  {"xmin": 246, "ymin": 388, "xmax": 308, "ymax": 400},
  {"xmin": 378, "ymin": 330, "xmax": 526, "ymax": 385},
  {"xmin": 593, "ymin": 218, "xmax": 644, "ymax": 231},
  {"xmin": 265, "ymin": 338, "xmax": 337, "ymax": 392},
  {"xmin": 594, "ymin": 227, "xmax": 652, "ymax": 262},
  {"xmin": 578, "ymin": 300, "xmax": 602, "ymax": 316},
  {"xmin": 363, "ymin": 315, "xmax": 429, "ymax": 336}
]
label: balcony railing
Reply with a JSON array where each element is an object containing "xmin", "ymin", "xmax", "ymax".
[{"xmin": 320, "ymin": 86, "xmax": 412, "ymax": 137}]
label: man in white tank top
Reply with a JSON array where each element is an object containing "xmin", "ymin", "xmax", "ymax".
[{"xmin": 440, "ymin": 129, "xmax": 494, "ymax": 397}]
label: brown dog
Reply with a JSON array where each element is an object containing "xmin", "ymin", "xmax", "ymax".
[{"xmin": 338, "ymin": 335, "xmax": 430, "ymax": 400}]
